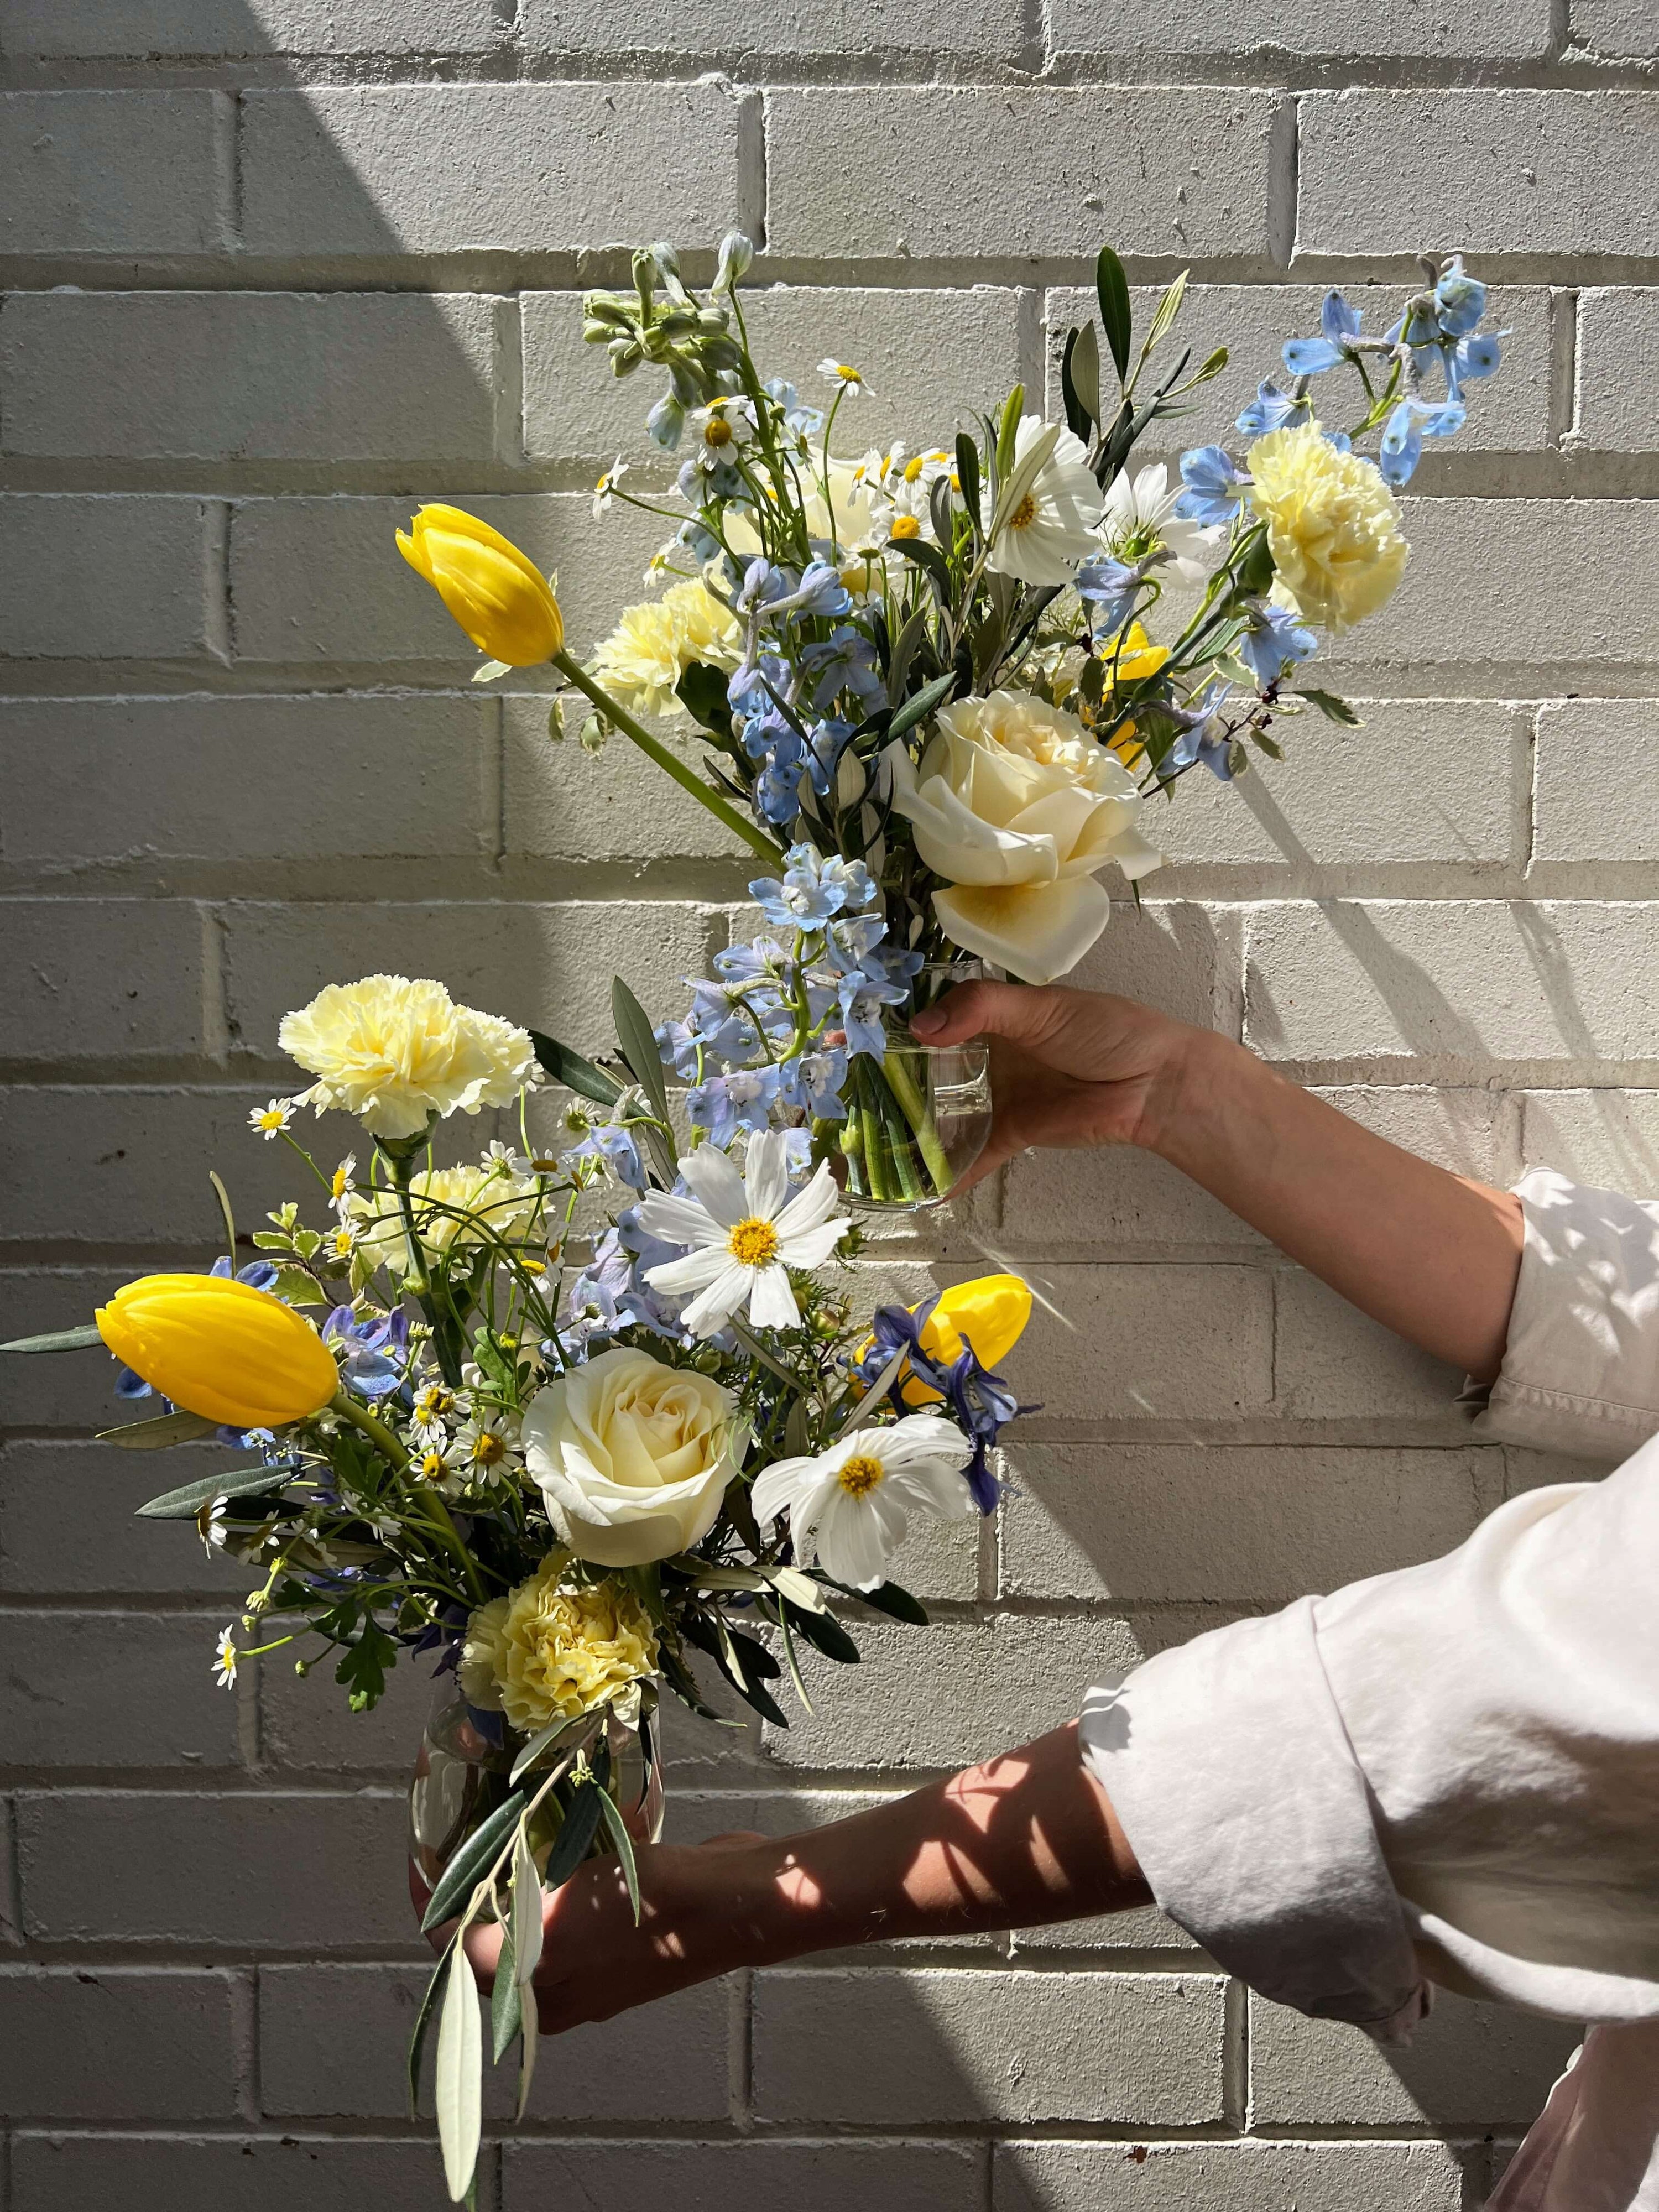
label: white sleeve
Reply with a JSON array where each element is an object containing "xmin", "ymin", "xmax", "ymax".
[{"xmin": 1472, "ymin": 1167, "xmax": 1659, "ymax": 1459}]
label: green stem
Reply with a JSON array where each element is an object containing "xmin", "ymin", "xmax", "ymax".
[
  {"xmin": 331, "ymin": 1389, "xmax": 410, "ymax": 1468},
  {"xmin": 552, "ymin": 649, "xmax": 782, "ymax": 864},
  {"xmin": 329, "ymin": 1392, "xmax": 487, "ymax": 1604},
  {"xmin": 878, "ymin": 1050, "xmax": 953, "ymax": 1198}
]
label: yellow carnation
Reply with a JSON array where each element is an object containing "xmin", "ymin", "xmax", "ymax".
[
  {"xmin": 588, "ymin": 578, "xmax": 742, "ymax": 720},
  {"xmin": 458, "ymin": 1557, "xmax": 659, "ymax": 1736},
  {"xmin": 1245, "ymin": 422, "xmax": 1408, "ymax": 633},
  {"xmin": 348, "ymin": 1160, "xmax": 539, "ymax": 1271},
  {"xmin": 278, "ymin": 975, "xmax": 539, "ymax": 1141}
]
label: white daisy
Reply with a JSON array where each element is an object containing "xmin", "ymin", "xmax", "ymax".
[
  {"xmin": 249, "ymin": 1097, "xmax": 297, "ymax": 1140},
  {"xmin": 638, "ymin": 1130, "xmax": 851, "ymax": 1338},
  {"xmin": 212, "ymin": 1626, "xmax": 239, "ymax": 1688},
  {"xmin": 987, "ymin": 418, "xmax": 1104, "ymax": 586},
  {"xmin": 750, "ymin": 1416, "xmax": 977, "ymax": 1590},
  {"xmin": 818, "ymin": 358, "xmax": 869, "ymax": 397},
  {"xmin": 456, "ymin": 1408, "xmax": 523, "ymax": 1478},
  {"xmin": 410, "ymin": 1379, "xmax": 463, "ymax": 1431},
  {"xmin": 328, "ymin": 1152, "xmax": 357, "ymax": 1215},
  {"xmin": 1099, "ymin": 461, "xmax": 1218, "ymax": 585},
  {"xmin": 197, "ymin": 1495, "xmax": 228, "ymax": 1557},
  {"xmin": 592, "ymin": 456, "xmax": 628, "ymax": 519},
  {"xmin": 688, "ymin": 397, "xmax": 758, "ymax": 472}
]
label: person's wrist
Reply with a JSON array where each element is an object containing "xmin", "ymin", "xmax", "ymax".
[{"xmin": 1135, "ymin": 1025, "xmax": 1245, "ymax": 1162}]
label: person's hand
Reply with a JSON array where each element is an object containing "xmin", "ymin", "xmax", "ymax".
[
  {"xmin": 910, "ymin": 981, "xmax": 1208, "ymax": 1189},
  {"xmin": 457, "ymin": 1830, "xmax": 768, "ymax": 2034}
]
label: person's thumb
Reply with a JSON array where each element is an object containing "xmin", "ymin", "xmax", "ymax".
[{"xmin": 910, "ymin": 979, "xmax": 1065, "ymax": 1048}]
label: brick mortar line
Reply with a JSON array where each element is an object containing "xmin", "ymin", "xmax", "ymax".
[{"xmin": 0, "ymin": 2116, "xmax": 1504, "ymax": 2143}]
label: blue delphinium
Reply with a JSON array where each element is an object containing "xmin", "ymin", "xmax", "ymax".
[
  {"xmin": 322, "ymin": 1304, "xmax": 409, "ymax": 1401},
  {"xmin": 1160, "ymin": 681, "xmax": 1238, "ymax": 783},
  {"xmin": 1379, "ymin": 396, "xmax": 1467, "ymax": 487},
  {"xmin": 1235, "ymin": 378, "xmax": 1312, "ymax": 438},
  {"xmin": 1174, "ymin": 445, "xmax": 1250, "ymax": 526},
  {"xmin": 1237, "ymin": 599, "xmax": 1316, "ymax": 689},
  {"xmin": 1282, "ymin": 289, "xmax": 1364, "ymax": 377}
]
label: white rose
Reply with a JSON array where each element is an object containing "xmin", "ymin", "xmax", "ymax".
[
  {"xmin": 523, "ymin": 1347, "xmax": 743, "ymax": 1568},
  {"xmin": 884, "ymin": 690, "xmax": 1163, "ymax": 985}
]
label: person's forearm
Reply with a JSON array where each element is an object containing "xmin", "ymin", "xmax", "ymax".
[{"xmin": 1155, "ymin": 1031, "xmax": 1523, "ymax": 1382}]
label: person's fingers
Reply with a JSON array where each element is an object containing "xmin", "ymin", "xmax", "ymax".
[
  {"xmin": 910, "ymin": 980, "xmax": 1070, "ymax": 1051},
  {"xmin": 461, "ymin": 1918, "xmax": 505, "ymax": 1982}
]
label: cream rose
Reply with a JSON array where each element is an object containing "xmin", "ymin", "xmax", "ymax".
[
  {"xmin": 884, "ymin": 690, "xmax": 1164, "ymax": 985},
  {"xmin": 524, "ymin": 1347, "xmax": 742, "ymax": 1568},
  {"xmin": 458, "ymin": 1554, "xmax": 658, "ymax": 1735},
  {"xmin": 1245, "ymin": 421, "xmax": 1409, "ymax": 633}
]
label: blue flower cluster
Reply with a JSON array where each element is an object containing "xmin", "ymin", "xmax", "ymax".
[
  {"xmin": 654, "ymin": 846, "xmax": 921, "ymax": 1144},
  {"xmin": 856, "ymin": 1294, "xmax": 1028, "ymax": 1514},
  {"xmin": 727, "ymin": 556, "xmax": 883, "ymax": 828}
]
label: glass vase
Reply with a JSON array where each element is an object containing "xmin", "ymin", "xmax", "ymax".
[
  {"xmin": 409, "ymin": 1684, "xmax": 663, "ymax": 1921},
  {"xmin": 834, "ymin": 964, "xmax": 992, "ymax": 1212}
]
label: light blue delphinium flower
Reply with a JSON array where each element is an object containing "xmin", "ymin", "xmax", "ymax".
[
  {"xmin": 1282, "ymin": 289, "xmax": 1364, "ymax": 377},
  {"xmin": 1432, "ymin": 255, "xmax": 1487, "ymax": 337},
  {"xmin": 1237, "ymin": 598, "xmax": 1317, "ymax": 690},
  {"xmin": 646, "ymin": 390, "xmax": 685, "ymax": 450},
  {"xmin": 805, "ymin": 717, "xmax": 857, "ymax": 797},
  {"xmin": 1174, "ymin": 445, "xmax": 1250, "ymax": 526},
  {"xmin": 1073, "ymin": 554, "xmax": 1141, "ymax": 632},
  {"xmin": 765, "ymin": 377, "xmax": 825, "ymax": 442},
  {"xmin": 1379, "ymin": 396, "xmax": 1467, "ymax": 487},
  {"xmin": 1236, "ymin": 379, "xmax": 1313, "ymax": 439},
  {"xmin": 778, "ymin": 1046, "xmax": 849, "ymax": 1121},
  {"xmin": 321, "ymin": 1305, "xmax": 409, "ymax": 1401},
  {"xmin": 687, "ymin": 1065, "xmax": 781, "ymax": 1147},
  {"xmin": 799, "ymin": 624, "xmax": 884, "ymax": 712},
  {"xmin": 561, "ymin": 1113, "xmax": 645, "ymax": 1193},
  {"xmin": 750, "ymin": 844, "xmax": 862, "ymax": 929},
  {"xmin": 1161, "ymin": 681, "xmax": 1238, "ymax": 784}
]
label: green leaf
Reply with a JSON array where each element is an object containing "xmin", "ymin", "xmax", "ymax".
[
  {"xmin": 527, "ymin": 1028, "xmax": 622, "ymax": 1109},
  {"xmin": 995, "ymin": 383, "xmax": 1026, "ymax": 483},
  {"xmin": 954, "ymin": 434, "xmax": 982, "ymax": 533},
  {"xmin": 1294, "ymin": 688, "xmax": 1364, "ymax": 728},
  {"xmin": 96, "ymin": 1409, "xmax": 220, "ymax": 1449},
  {"xmin": 891, "ymin": 535, "xmax": 952, "ymax": 612},
  {"xmin": 422, "ymin": 1790, "xmax": 528, "ymax": 1932},
  {"xmin": 512, "ymin": 1826, "xmax": 545, "ymax": 1989},
  {"xmin": 1142, "ymin": 269, "xmax": 1188, "ymax": 361},
  {"xmin": 335, "ymin": 1618, "xmax": 398, "ymax": 1713},
  {"xmin": 408, "ymin": 1942, "xmax": 452, "ymax": 2118},
  {"xmin": 491, "ymin": 1924, "xmax": 522, "ymax": 2063},
  {"xmin": 1234, "ymin": 526, "xmax": 1275, "ymax": 599},
  {"xmin": 787, "ymin": 1604, "xmax": 862, "ymax": 1665},
  {"xmin": 826, "ymin": 1576, "xmax": 930, "ymax": 1625},
  {"xmin": 207, "ymin": 1169, "xmax": 238, "ymax": 1270},
  {"xmin": 1096, "ymin": 247, "xmax": 1132, "ymax": 384},
  {"xmin": 136, "ymin": 1462, "xmax": 300, "ymax": 1520},
  {"xmin": 542, "ymin": 1779, "xmax": 604, "ymax": 1893},
  {"xmin": 887, "ymin": 669, "xmax": 957, "ymax": 746},
  {"xmin": 1191, "ymin": 344, "xmax": 1229, "ymax": 385},
  {"xmin": 509, "ymin": 1709, "xmax": 595, "ymax": 1787},
  {"xmin": 435, "ymin": 1941, "xmax": 482, "ymax": 2202},
  {"xmin": 515, "ymin": 1964, "xmax": 540, "ymax": 2120},
  {"xmin": 0, "ymin": 1323, "xmax": 103, "ymax": 1354},
  {"xmin": 612, "ymin": 977, "xmax": 676, "ymax": 1187},
  {"xmin": 675, "ymin": 659, "xmax": 735, "ymax": 743},
  {"xmin": 886, "ymin": 604, "xmax": 931, "ymax": 708},
  {"xmin": 1064, "ymin": 321, "xmax": 1100, "ymax": 436},
  {"xmin": 594, "ymin": 1787, "xmax": 643, "ymax": 1923}
]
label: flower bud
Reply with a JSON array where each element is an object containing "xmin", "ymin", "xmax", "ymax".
[
  {"xmin": 396, "ymin": 504, "xmax": 563, "ymax": 667},
  {"xmin": 902, "ymin": 1274, "xmax": 1033, "ymax": 1405},
  {"xmin": 97, "ymin": 1273, "xmax": 338, "ymax": 1429}
]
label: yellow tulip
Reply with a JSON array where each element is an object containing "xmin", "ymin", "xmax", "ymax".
[
  {"xmin": 96, "ymin": 1274, "xmax": 339, "ymax": 1430},
  {"xmin": 903, "ymin": 1273, "xmax": 1033, "ymax": 1405},
  {"xmin": 397, "ymin": 503, "xmax": 564, "ymax": 666}
]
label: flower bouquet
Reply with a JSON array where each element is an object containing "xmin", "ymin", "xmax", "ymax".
[
  {"xmin": 399, "ymin": 238, "xmax": 1507, "ymax": 1207},
  {"xmin": 2, "ymin": 971, "xmax": 1033, "ymax": 2201}
]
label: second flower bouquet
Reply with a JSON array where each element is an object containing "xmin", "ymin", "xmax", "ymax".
[{"xmin": 3, "ymin": 971, "xmax": 1033, "ymax": 2200}]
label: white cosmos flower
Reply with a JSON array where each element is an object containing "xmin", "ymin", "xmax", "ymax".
[
  {"xmin": 987, "ymin": 418, "xmax": 1104, "ymax": 586},
  {"xmin": 638, "ymin": 1130, "xmax": 851, "ymax": 1338},
  {"xmin": 1099, "ymin": 462, "xmax": 1218, "ymax": 585},
  {"xmin": 750, "ymin": 1416, "xmax": 977, "ymax": 1590}
]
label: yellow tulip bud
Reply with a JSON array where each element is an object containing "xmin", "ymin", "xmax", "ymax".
[
  {"xmin": 96, "ymin": 1274, "xmax": 339, "ymax": 1430},
  {"xmin": 903, "ymin": 1273, "xmax": 1033, "ymax": 1406},
  {"xmin": 396, "ymin": 503, "xmax": 564, "ymax": 667}
]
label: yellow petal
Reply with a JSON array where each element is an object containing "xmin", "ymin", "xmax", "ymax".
[
  {"xmin": 96, "ymin": 1273, "xmax": 338, "ymax": 1429},
  {"xmin": 903, "ymin": 1274, "xmax": 1034, "ymax": 1404}
]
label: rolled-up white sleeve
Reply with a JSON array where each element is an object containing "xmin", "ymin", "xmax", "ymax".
[{"xmin": 1081, "ymin": 1166, "xmax": 1659, "ymax": 2043}]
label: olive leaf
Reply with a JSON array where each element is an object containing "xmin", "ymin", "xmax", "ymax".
[{"xmin": 435, "ymin": 1941, "xmax": 482, "ymax": 2202}]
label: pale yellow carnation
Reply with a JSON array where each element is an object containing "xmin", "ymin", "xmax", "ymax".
[
  {"xmin": 1245, "ymin": 422, "xmax": 1408, "ymax": 634},
  {"xmin": 588, "ymin": 578, "xmax": 742, "ymax": 720},
  {"xmin": 348, "ymin": 1160, "xmax": 539, "ymax": 1271},
  {"xmin": 279, "ymin": 974, "xmax": 539, "ymax": 1141},
  {"xmin": 458, "ymin": 1556, "xmax": 659, "ymax": 1735}
]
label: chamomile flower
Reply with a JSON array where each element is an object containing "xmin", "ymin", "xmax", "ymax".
[
  {"xmin": 688, "ymin": 397, "xmax": 757, "ymax": 473},
  {"xmin": 328, "ymin": 1154, "xmax": 357, "ymax": 1214},
  {"xmin": 410, "ymin": 1433, "xmax": 466, "ymax": 1490},
  {"xmin": 456, "ymin": 1408, "xmax": 524, "ymax": 1478},
  {"xmin": 750, "ymin": 1416, "xmax": 977, "ymax": 1590},
  {"xmin": 819, "ymin": 359, "xmax": 869, "ymax": 397},
  {"xmin": 249, "ymin": 1097, "xmax": 298, "ymax": 1140},
  {"xmin": 197, "ymin": 1496, "xmax": 228, "ymax": 1556},
  {"xmin": 212, "ymin": 1626, "xmax": 239, "ymax": 1688},
  {"xmin": 410, "ymin": 1379, "xmax": 464, "ymax": 1432},
  {"xmin": 592, "ymin": 456, "xmax": 628, "ymax": 519},
  {"xmin": 638, "ymin": 1128, "xmax": 851, "ymax": 1337},
  {"xmin": 321, "ymin": 1220, "xmax": 359, "ymax": 1270},
  {"xmin": 888, "ymin": 447, "xmax": 953, "ymax": 522}
]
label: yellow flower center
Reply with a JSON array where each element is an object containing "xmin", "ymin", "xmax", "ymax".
[
  {"xmin": 258, "ymin": 1108, "xmax": 286, "ymax": 1131},
  {"xmin": 473, "ymin": 1430, "xmax": 508, "ymax": 1467},
  {"xmin": 903, "ymin": 456, "xmax": 926, "ymax": 484},
  {"xmin": 330, "ymin": 1229, "xmax": 353, "ymax": 1256},
  {"xmin": 837, "ymin": 364, "xmax": 859, "ymax": 383},
  {"xmin": 1009, "ymin": 493, "xmax": 1038, "ymax": 531},
  {"xmin": 728, "ymin": 1216, "xmax": 780, "ymax": 1266},
  {"xmin": 890, "ymin": 513, "xmax": 922, "ymax": 540},
  {"xmin": 704, "ymin": 417, "xmax": 734, "ymax": 448},
  {"xmin": 418, "ymin": 1451, "xmax": 447, "ymax": 1481},
  {"xmin": 838, "ymin": 1453, "xmax": 885, "ymax": 1498},
  {"xmin": 331, "ymin": 1166, "xmax": 351, "ymax": 1201}
]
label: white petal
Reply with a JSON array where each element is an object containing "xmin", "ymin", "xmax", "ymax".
[
  {"xmin": 644, "ymin": 1245, "xmax": 732, "ymax": 1295},
  {"xmin": 872, "ymin": 1413, "xmax": 975, "ymax": 1470},
  {"xmin": 810, "ymin": 1484, "xmax": 901, "ymax": 1590},
  {"xmin": 677, "ymin": 1144, "xmax": 748, "ymax": 1229},
  {"xmin": 746, "ymin": 1261, "xmax": 800, "ymax": 1332},
  {"xmin": 744, "ymin": 1129, "xmax": 791, "ymax": 1222},
  {"xmin": 889, "ymin": 1459, "xmax": 979, "ymax": 1521},
  {"xmin": 775, "ymin": 1160, "xmax": 847, "ymax": 1240},
  {"xmin": 932, "ymin": 875, "xmax": 1112, "ymax": 987},
  {"xmin": 751, "ymin": 1456, "xmax": 831, "ymax": 1528},
  {"xmin": 636, "ymin": 1191, "xmax": 723, "ymax": 1249},
  {"xmin": 679, "ymin": 1263, "xmax": 753, "ymax": 1337},
  {"xmin": 776, "ymin": 1218, "xmax": 852, "ymax": 1272}
]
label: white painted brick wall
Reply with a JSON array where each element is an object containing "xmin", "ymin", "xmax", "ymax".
[{"xmin": 2, "ymin": 2, "xmax": 1643, "ymax": 2200}]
